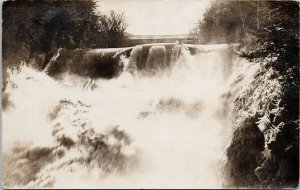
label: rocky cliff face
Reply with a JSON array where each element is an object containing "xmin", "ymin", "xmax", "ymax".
[{"xmin": 224, "ymin": 56, "xmax": 299, "ymax": 188}]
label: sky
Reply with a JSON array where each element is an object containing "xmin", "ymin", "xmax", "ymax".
[{"xmin": 97, "ymin": 0, "xmax": 211, "ymax": 35}]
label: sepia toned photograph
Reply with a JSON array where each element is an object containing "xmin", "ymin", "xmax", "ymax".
[{"xmin": 2, "ymin": 0, "xmax": 299, "ymax": 189}]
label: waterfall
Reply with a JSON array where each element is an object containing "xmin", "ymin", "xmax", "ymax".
[{"xmin": 2, "ymin": 43, "xmax": 259, "ymax": 188}]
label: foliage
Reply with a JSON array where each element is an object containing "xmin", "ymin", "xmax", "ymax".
[
  {"xmin": 190, "ymin": 1, "xmax": 255, "ymax": 43},
  {"xmin": 192, "ymin": 0, "xmax": 299, "ymax": 63},
  {"xmin": 2, "ymin": 0, "xmax": 128, "ymax": 89},
  {"xmin": 3, "ymin": 0, "xmax": 97, "ymax": 59},
  {"xmin": 97, "ymin": 10, "xmax": 128, "ymax": 48}
]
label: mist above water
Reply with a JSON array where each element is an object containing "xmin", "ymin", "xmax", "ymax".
[{"xmin": 2, "ymin": 44, "xmax": 258, "ymax": 188}]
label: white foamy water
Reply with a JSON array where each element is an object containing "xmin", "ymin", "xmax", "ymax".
[{"xmin": 2, "ymin": 45, "xmax": 259, "ymax": 188}]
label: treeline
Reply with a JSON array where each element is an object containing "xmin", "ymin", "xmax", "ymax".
[
  {"xmin": 191, "ymin": 1, "xmax": 299, "ymax": 65},
  {"xmin": 3, "ymin": 0, "xmax": 128, "ymax": 71}
]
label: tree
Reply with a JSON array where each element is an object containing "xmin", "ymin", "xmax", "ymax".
[
  {"xmin": 2, "ymin": 0, "xmax": 129, "ymax": 86},
  {"xmin": 97, "ymin": 10, "xmax": 128, "ymax": 48},
  {"xmin": 3, "ymin": 0, "xmax": 100, "ymax": 60},
  {"xmin": 192, "ymin": 1, "xmax": 299, "ymax": 62}
]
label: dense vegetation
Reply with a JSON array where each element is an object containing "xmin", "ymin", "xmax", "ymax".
[
  {"xmin": 192, "ymin": 0, "xmax": 299, "ymax": 188},
  {"xmin": 2, "ymin": 0, "xmax": 128, "ymax": 87}
]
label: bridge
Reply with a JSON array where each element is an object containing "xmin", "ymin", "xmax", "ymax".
[{"xmin": 124, "ymin": 34, "xmax": 196, "ymax": 46}]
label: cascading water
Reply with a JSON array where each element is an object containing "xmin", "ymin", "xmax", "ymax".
[{"xmin": 2, "ymin": 44, "xmax": 260, "ymax": 188}]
